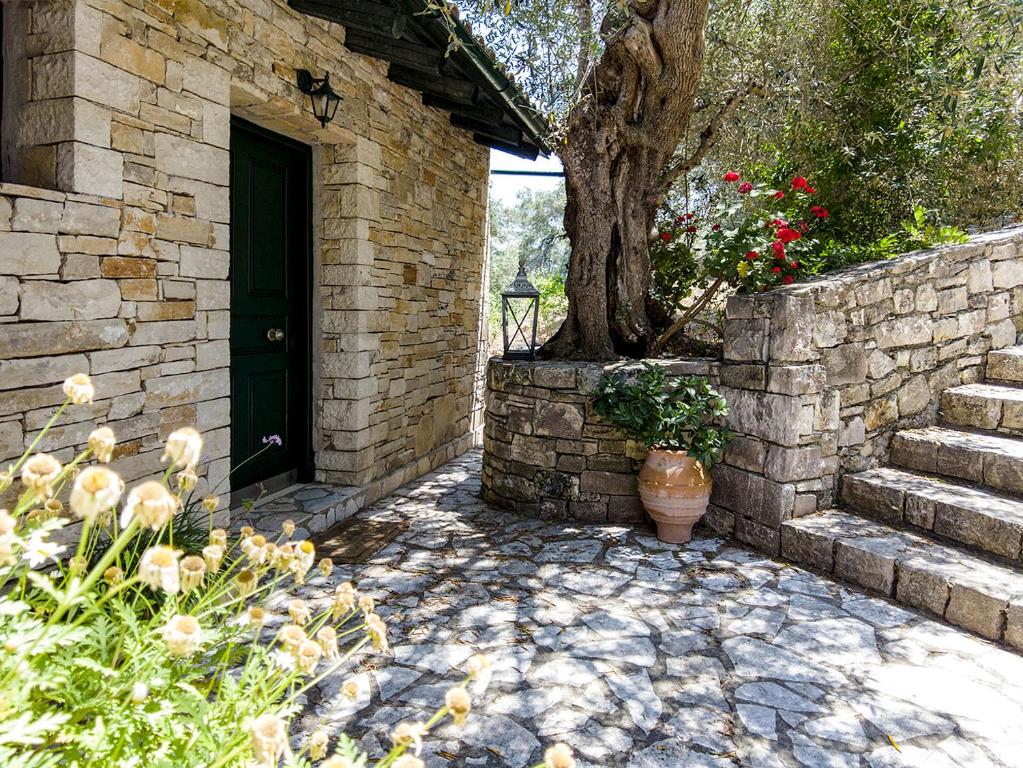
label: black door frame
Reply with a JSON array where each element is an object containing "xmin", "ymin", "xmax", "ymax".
[{"xmin": 229, "ymin": 116, "xmax": 315, "ymax": 487}]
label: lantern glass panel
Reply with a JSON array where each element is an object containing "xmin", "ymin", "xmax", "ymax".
[{"xmin": 501, "ymin": 266, "xmax": 541, "ymax": 359}]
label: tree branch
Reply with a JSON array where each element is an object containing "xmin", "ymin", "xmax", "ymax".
[{"xmin": 659, "ymin": 81, "xmax": 760, "ymax": 191}]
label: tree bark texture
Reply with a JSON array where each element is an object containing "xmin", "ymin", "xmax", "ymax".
[{"xmin": 543, "ymin": 0, "xmax": 711, "ymax": 360}]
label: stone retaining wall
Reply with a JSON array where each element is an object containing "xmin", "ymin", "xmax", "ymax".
[
  {"xmin": 707, "ymin": 227, "xmax": 1023, "ymax": 553},
  {"xmin": 481, "ymin": 358, "xmax": 719, "ymax": 522},
  {"xmin": 482, "ymin": 228, "xmax": 1023, "ymax": 543}
]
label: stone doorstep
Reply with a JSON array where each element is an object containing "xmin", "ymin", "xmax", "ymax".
[
  {"xmin": 941, "ymin": 381, "xmax": 1023, "ymax": 435},
  {"xmin": 986, "ymin": 345, "xmax": 1023, "ymax": 383},
  {"xmin": 841, "ymin": 467, "xmax": 1023, "ymax": 561},
  {"xmin": 233, "ymin": 482, "xmax": 365, "ymax": 536},
  {"xmin": 780, "ymin": 509, "xmax": 1023, "ymax": 646},
  {"xmin": 890, "ymin": 425, "xmax": 1023, "ymax": 496}
]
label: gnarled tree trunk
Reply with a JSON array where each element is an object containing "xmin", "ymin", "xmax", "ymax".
[{"xmin": 542, "ymin": 0, "xmax": 712, "ymax": 360}]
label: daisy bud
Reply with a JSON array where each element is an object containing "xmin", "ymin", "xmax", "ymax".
[
  {"xmin": 276, "ymin": 624, "xmax": 306, "ymax": 652},
  {"xmin": 365, "ymin": 612, "xmax": 388, "ymax": 652},
  {"xmin": 358, "ymin": 595, "xmax": 374, "ymax": 614},
  {"xmin": 21, "ymin": 454, "xmax": 62, "ymax": 498},
  {"xmin": 162, "ymin": 427, "xmax": 203, "ymax": 470},
  {"xmin": 120, "ymin": 481, "xmax": 178, "ymax": 530},
  {"xmin": 239, "ymin": 525, "xmax": 254, "ymax": 537},
  {"xmin": 88, "ymin": 427, "xmax": 116, "ymax": 463},
  {"xmin": 210, "ymin": 528, "xmax": 227, "ymax": 548},
  {"xmin": 161, "ymin": 614, "xmax": 201, "ymax": 656},
  {"xmin": 202, "ymin": 495, "xmax": 219, "ymax": 515},
  {"xmin": 315, "ymin": 626, "xmax": 339, "ymax": 660},
  {"xmin": 103, "ymin": 566, "xmax": 123, "ymax": 587},
  {"xmin": 62, "ymin": 373, "xmax": 95, "ymax": 405},
  {"xmin": 245, "ymin": 606, "xmax": 266, "ymax": 629},
  {"xmin": 340, "ymin": 678, "xmax": 359, "ymax": 700},
  {"xmin": 176, "ymin": 469, "xmax": 198, "ymax": 493},
  {"xmin": 319, "ymin": 557, "xmax": 333, "ymax": 578},
  {"xmin": 202, "ymin": 544, "xmax": 223, "ymax": 572},
  {"xmin": 180, "ymin": 555, "xmax": 206, "ymax": 592},
  {"xmin": 296, "ymin": 639, "xmax": 322, "ymax": 674},
  {"xmin": 544, "ymin": 743, "xmax": 575, "ymax": 768},
  {"xmin": 43, "ymin": 498, "xmax": 64, "ymax": 520},
  {"xmin": 70, "ymin": 466, "xmax": 124, "ymax": 522},
  {"xmin": 249, "ymin": 713, "xmax": 287, "ymax": 768},
  {"xmin": 288, "ymin": 598, "xmax": 311, "ymax": 625},
  {"xmin": 466, "ymin": 653, "xmax": 494, "ymax": 694},
  {"xmin": 139, "ymin": 546, "xmax": 181, "ymax": 594},
  {"xmin": 282, "ymin": 519, "xmax": 295, "ymax": 537},
  {"xmin": 391, "ymin": 722, "xmax": 426, "ymax": 755},
  {"xmin": 333, "ymin": 582, "xmax": 356, "ymax": 617},
  {"xmin": 68, "ymin": 555, "xmax": 87, "ymax": 576},
  {"xmin": 445, "ymin": 687, "xmax": 471, "ymax": 727},
  {"xmin": 235, "ymin": 568, "xmax": 257, "ymax": 597},
  {"xmin": 130, "ymin": 682, "xmax": 149, "ymax": 704},
  {"xmin": 308, "ymin": 730, "xmax": 329, "ymax": 761}
]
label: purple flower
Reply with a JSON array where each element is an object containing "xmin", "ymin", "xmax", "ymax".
[{"xmin": 261, "ymin": 434, "xmax": 283, "ymax": 447}]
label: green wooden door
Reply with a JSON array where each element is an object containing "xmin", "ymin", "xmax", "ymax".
[{"xmin": 230, "ymin": 120, "xmax": 311, "ymax": 490}]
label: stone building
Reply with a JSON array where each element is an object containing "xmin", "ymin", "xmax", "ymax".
[{"xmin": 0, "ymin": 0, "xmax": 545, "ymax": 516}]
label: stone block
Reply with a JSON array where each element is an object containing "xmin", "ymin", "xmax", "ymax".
[
  {"xmin": 0, "ymin": 277, "xmax": 19, "ymax": 315},
  {"xmin": 180, "ymin": 246, "xmax": 229, "ymax": 278},
  {"xmin": 767, "ymin": 364, "xmax": 825, "ymax": 395},
  {"xmin": 823, "ymin": 345, "xmax": 867, "ymax": 386},
  {"xmin": 0, "ymin": 232, "xmax": 61, "ymax": 275},
  {"xmin": 945, "ymin": 583, "xmax": 1007, "ymax": 640},
  {"xmin": 720, "ymin": 363, "xmax": 766, "ymax": 390},
  {"xmin": 735, "ymin": 516, "xmax": 780, "ymax": 555},
  {"xmin": 992, "ymin": 260, "xmax": 1023, "ymax": 289},
  {"xmin": 895, "ymin": 556, "xmax": 950, "ymax": 617},
  {"xmin": 863, "ymin": 397, "xmax": 898, "ymax": 431},
  {"xmin": 768, "ymin": 295, "xmax": 816, "ymax": 362},
  {"xmin": 897, "ymin": 375, "xmax": 931, "ymax": 416},
  {"xmin": 723, "ymin": 318, "xmax": 768, "ymax": 362},
  {"xmin": 711, "ymin": 463, "xmax": 794, "ymax": 527},
  {"xmin": 723, "ymin": 436, "xmax": 767, "ymax": 473},
  {"xmin": 579, "ymin": 470, "xmax": 637, "ymax": 496},
  {"xmin": 812, "ymin": 310, "xmax": 847, "ymax": 348},
  {"xmin": 532, "ymin": 400, "xmax": 584, "ymax": 439},
  {"xmin": 19, "ymin": 279, "xmax": 121, "ymax": 321},
  {"xmin": 0, "ymin": 353, "xmax": 89, "ymax": 390},
  {"xmin": 721, "ymin": 387, "xmax": 809, "ymax": 447},
  {"xmin": 154, "ymin": 133, "xmax": 229, "ymax": 186},
  {"xmin": 780, "ymin": 517, "xmax": 836, "ymax": 572},
  {"xmin": 875, "ymin": 316, "xmax": 932, "ymax": 349},
  {"xmin": 834, "ymin": 536, "xmax": 907, "ymax": 595},
  {"xmin": 764, "ymin": 445, "xmax": 822, "ymax": 483},
  {"xmin": 532, "ymin": 365, "xmax": 578, "ymax": 389}
]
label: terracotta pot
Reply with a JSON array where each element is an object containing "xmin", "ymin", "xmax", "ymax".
[{"xmin": 637, "ymin": 450, "xmax": 712, "ymax": 544}]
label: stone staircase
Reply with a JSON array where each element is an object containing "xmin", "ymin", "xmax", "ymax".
[{"xmin": 781, "ymin": 345, "xmax": 1023, "ymax": 649}]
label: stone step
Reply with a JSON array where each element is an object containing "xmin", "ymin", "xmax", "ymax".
[
  {"xmin": 781, "ymin": 509, "xmax": 1023, "ymax": 646},
  {"xmin": 987, "ymin": 345, "xmax": 1023, "ymax": 383},
  {"xmin": 841, "ymin": 467, "xmax": 1023, "ymax": 561},
  {"xmin": 890, "ymin": 426, "xmax": 1023, "ymax": 496},
  {"xmin": 941, "ymin": 382, "xmax": 1023, "ymax": 436}
]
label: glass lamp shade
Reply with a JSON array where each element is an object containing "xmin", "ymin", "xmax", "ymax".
[
  {"xmin": 501, "ymin": 265, "xmax": 541, "ymax": 360},
  {"xmin": 297, "ymin": 70, "xmax": 342, "ymax": 127}
]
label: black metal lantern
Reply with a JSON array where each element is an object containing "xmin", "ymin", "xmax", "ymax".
[
  {"xmin": 297, "ymin": 69, "xmax": 342, "ymax": 127},
  {"xmin": 501, "ymin": 262, "xmax": 541, "ymax": 359}
]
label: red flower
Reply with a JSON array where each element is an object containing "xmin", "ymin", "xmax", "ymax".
[
  {"xmin": 783, "ymin": 274, "xmax": 794, "ymax": 284},
  {"xmin": 772, "ymin": 266, "xmax": 782, "ymax": 273},
  {"xmin": 772, "ymin": 241, "xmax": 786, "ymax": 258},
  {"xmin": 686, "ymin": 213, "xmax": 696, "ymax": 220},
  {"xmin": 686, "ymin": 225, "xmax": 698, "ymax": 234},
  {"xmin": 774, "ymin": 191, "xmax": 785, "ymax": 200},
  {"xmin": 790, "ymin": 176, "xmax": 808, "ymax": 190},
  {"xmin": 806, "ymin": 186, "xmax": 816, "ymax": 194},
  {"xmin": 797, "ymin": 220, "xmax": 809, "ymax": 233},
  {"xmin": 712, "ymin": 224, "xmax": 721, "ymax": 231},
  {"xmin": 769, "ymin": 218, "xmax": 788, "ymax": 229},
  {"xmin": 675, "ymin": 215, "xmax": 685, "ymax": 225},
  {"xmin": 746, "ymin": 251, "xmax": 759, "ymax": 260},
  {"xmin": 738, "ymin": 182, "xmax": 753, "ymax": 194},
  {"xmin": 817, "ymin": 208, "xmax": 829, "ymax": 219},
  {"xmin": 790, "ymin": 261, "xmax": 799, "ymax": 268},
  {"xmin": 778, "ymin": 227, "xmax": 802, "ymax": 244},
  {"xmin": 660, "ymin": 231, "xmax": 672, "ymax": 242},
  {"xmin": 723, "ymin": 171, "xmax": 741, "ymax": 182}
]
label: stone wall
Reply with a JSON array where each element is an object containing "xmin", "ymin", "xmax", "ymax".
[
  {"xmin": 707, "ymin": 227, "xmax": 1023, "ymax": 553},
  {"xmin": 0, "ymin": 0, "xmax": 489, "ymax": 510},
  {"xmin": 482, "ymin": 358, "xmax": 720, "ymax": 522}
]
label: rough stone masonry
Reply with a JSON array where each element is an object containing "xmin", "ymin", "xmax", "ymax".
[{"xmin": 0, "ymin": 0, "xmax": 490, "ymax": 512}]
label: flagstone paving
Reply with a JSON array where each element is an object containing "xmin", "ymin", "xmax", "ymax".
[{"xmin": 258, "ymin": 451, "xmax": 1023, "ymax": 767}]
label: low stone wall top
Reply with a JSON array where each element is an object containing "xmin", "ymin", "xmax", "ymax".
[
  {"xmin": 482, "ymin": 357, "xmax": 719, "ymax": 522},
  {"xmin": 710, "ymin": 226, "xmax": 1023, "ymax": 553}
]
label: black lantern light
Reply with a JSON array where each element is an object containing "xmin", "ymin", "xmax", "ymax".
[
  {"xmin": 297, "ymin": 69, "xmax": 342, "ymax": 127},
  {"xmin": 501, "ymin": 261, "xmax": 541, "ymax": 360}
]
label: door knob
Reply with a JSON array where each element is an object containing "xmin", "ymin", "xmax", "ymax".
[{"xmin": 266, "ymin": 328, "xmax": 285, "ymax": 342}]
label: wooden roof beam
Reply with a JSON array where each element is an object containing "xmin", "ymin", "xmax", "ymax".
[{"xmin": 343, "ymin": 29, "xmax": 443, "ymax": 72}]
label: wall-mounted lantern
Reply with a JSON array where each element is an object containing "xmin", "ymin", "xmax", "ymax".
[
  {"xmin": 297, "ymin": 69, "xmax": 342, "ymax": 127},
  {"xmin": 501, "ymin": 262, "xmax": 540, "ymax": 360}
]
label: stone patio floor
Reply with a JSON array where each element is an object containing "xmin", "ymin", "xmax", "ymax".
[{"xmin": 253, "ymin": 451, "xmax": 1023, "ymax": 767}]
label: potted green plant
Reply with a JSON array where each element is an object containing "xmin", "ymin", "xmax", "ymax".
[{"xmin": 593, "ymin": 364, "xmax": 732, "ymax": 543}]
